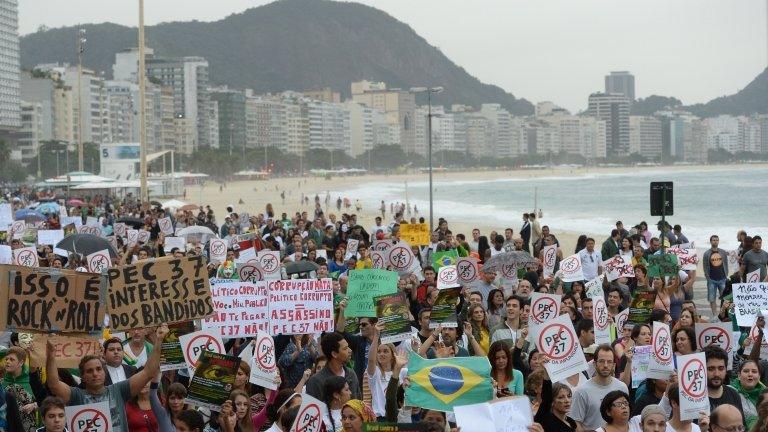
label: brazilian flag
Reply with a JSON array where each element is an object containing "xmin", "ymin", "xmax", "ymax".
[
  {"xmin": 405, "ymin": 352, "xmax": 493, "ymax": 411},
  {"xmin": 432, "ymin": 249, "xmax": 459, "ymax": 270}
]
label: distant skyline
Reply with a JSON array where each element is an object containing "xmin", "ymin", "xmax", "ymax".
[{"xmin": 18, "ymin": 0, "xmax": 768, "ymax": 112}]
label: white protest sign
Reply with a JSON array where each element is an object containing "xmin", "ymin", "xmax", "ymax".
[
  {"xmin": 436, "ymin": 265, "xmax": 460, "ymax": 289},
  {"xmin": 603, "ymin": 255, "xmax": 634, "ymax": 282},
  {"xmin": 631, "ymin": 345, "xmax": 652, "ymax": 388},
  {"xmin": 258, "ymin": 250, "xmax": 281, "ymax": 280},
  {"xmin": 593, "ymin": 297, "xmax": 611, "ymax": 345},
  {"xmin": 456, "ymin": 257, "xmax": 479, "ymax": 284},
  {"xmin": 126, "ymin": 229, "xmax": 139, "ymax": 246},
  {"xmin": 647, "ymin": 321, "xmax": 674, "ymax": 379},
  {"xmin": 542, "ymin": 244, "xmax": 558, "ymax": 278},
  {"xmin": 37, "ymin": 229, "xmax": 64, "ymax": 246},
  {"xmin": 77, "ymin": 225, "xmax": 102, "ymax": 237},
  {"xmin": 558, "ymin": 253, "xmax": 584, "ymax": 282},
  {"xmin": 528, "ymin": 292, "xmax": 560, "ymax": 329},
  {"xmin": 203, "ymin": 280, "xmax": 268, "ymax": 337},
  {"xmin": 745, "ymin": 322, "xmax": 768, "ymax": 360},
  {"xmin": 250, "ymin": 332, "xmax": 279, "ymax": 389},
  {"xmin": 65, "ymin": 401, "xmax": 112, "ymax": 432},
  {"xmin": 86, "ymin": 249, "xmax": 112, "ymax": 273},
  {"xmin": 85, "ymin": 216, "xmax": 99, "ymax": 227},
  {"xmin": 585, "ymin": 274, "xmax": 604, "ymax": 299},
  {"xmin": 158, "ymin": 217, "xmax": 174, "ymax": 235},
  {"xmin": 178, "ymin": 330, "xmax": 225, "ymax": 375},
  {"xmin": 315, "ymin": 249, "xmax": 327, "ymax": 260},
  {"xmin": 237, "ymin": 262, "xmax": 265, "ymax": 283},
  {"xmin": 727, "ymin": 250, "xmax": 740, "ymax": 277},
  {"xmin": 344, "ymin": 238, "xmax": 359, "ymax": 260},
  {"xmin": 455, "ymin": 397, "xmax": 533, "ymax": 432},
  {"xmin": 0, "ymin": 203, "xmax": 11, "ymax": 227},
  {"xmin": 137, "ymin": 229, "xmax": 150, "ymax": 244},
  {"xmin": 534, "ymin": 313, "xmax": 587, "ymax": 382},
  {"xmin": 114, "ymin": 222, "xmax": 127, "ymax": 238},
  {"xmin": 10, "ymin": 220, "xmax": 25, "ymax": 239},
  {"xmin": 695, "ymin": 322, "xmax": 733, "ymax": 354},
  {"xmin": 235, "ymin": 247, "xmax": 257, "ymax": 263},
  {"xmin": 291, "ymin": 393, "xmax": 329, "ymax": 432},
  {"xmin": 746, "ymin": 269, "xmax": 762, "ymax": 283},
  {"xmin": 0, "ymin": 245, "xmax": 11, "ymax": 264},
  {"xmin": 371, "ymin": 250, "xmax": 386, "ymax": 269},
  {"xmin": 615, "ymin": 308, "xmax": 629, "ymax": 331},
  {"xmin": 388, "ymin": 241, "xmax": 420, "ymax": 276},
  {"xmin": 13, "ymin": 246, "xmax": 38, "ymax": 267},
  {"xmin": 677, "ymin": 352, "xmax": 709, "ymax": 421},
  {"xmin": 164, "ymin": 236, "xmax": 187, "ymax": 253},
  {"xmin": 209, "ymin": 238, "xmax": 227, "ymax": 264},
  {"xmin": 267, "ymin": 279, "xmax": 334, "ymax": 335},
  {"xmin": 732, "ymin": 283, "xmax": 768, "ymax": 326},
  {"xmin": 239, "ymin": 340, "xmax": 255, "ymax": 366},
  {"xmin": 668, "ymin": 247, "xmax": 699, "ymax": 271}
]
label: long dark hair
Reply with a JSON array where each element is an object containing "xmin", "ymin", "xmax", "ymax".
[
  {"xmin": 575, "ymin": 235, "xmax": 588, "ymax": 253},
  {"xmin": 478, "ymin": 236, "xmax": 490, "ymax": 263},
  {"xmin": 488, "ymin": 341, "xmax": 513, "ymax": 383},
  {"xmin": 322, "ymin": 376, "xmax": 347, "ymax": 432},
  {"xmin": 487, "ymin": 289, "xmax": 504, "ymax": 315}
]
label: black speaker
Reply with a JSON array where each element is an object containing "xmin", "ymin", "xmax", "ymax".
[{"xmin": 650, "ymin": 182, "xmax": 673, "ymax": 216}]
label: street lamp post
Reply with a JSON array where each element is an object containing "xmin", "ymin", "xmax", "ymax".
[
  {"xmin": 77, "ymin": 28, "xmax": 86, "ymax": 171},
  {"xmin": 138, "ymin": 0, "xmax": 149, "ymax": 202},
  {"xmin": 409, "ymin": 86, "xmax": 443, "ymax": 232}
]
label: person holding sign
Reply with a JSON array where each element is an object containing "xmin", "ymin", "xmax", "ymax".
[
  {"xmin": 570, "ymin": 345, "xmax": 629, "ymax": 432},
  {"xmin": 703, "ymin": 346, "xmax": 743, "ymax": 415},
  {"xmin": 729, "ymin": 360, "xmax": 764, "ymax": 431},
  {"xmin": 45, "ymin": 324, "xmax": 169, "ymax": 432},
  {"xmin": 366, "ymin": 322, "xmax": 397, "ymax": 419},
  {"xmin": 665, "ymin": 383, "xmax": 709, "ymax": 432}
]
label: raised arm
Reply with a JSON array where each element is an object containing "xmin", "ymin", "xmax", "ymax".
[
  {"xmin": 368, "ymin": 322, "xmax": 384, "ymax": 376},
  {"xmin": 417, "ymin": 326, "xmax": 439, "ymax": 357},
  {"xmin": 45, "ymin": 340, "xmax": 71, "ymax": 403},
  {"xmin": 463, "ymin": 321, "xmax": 485, "ymax": 356},
  {"xmin": 128, "ymin": 324, "xmax": 169, "ymax": 397}
]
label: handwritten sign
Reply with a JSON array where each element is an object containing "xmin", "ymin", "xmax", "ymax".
[
  {"xmin": 114, "ymin": 222, "xmax": 127, "ymax": 238},
  {"xmin": 542, "ymin": 245, "xmax": 557, "ymax": 278},
  {"xmin": 12, "ymin": 247, "xmax": 38, "ymax": 267},
  {"xmin": 647, "ymin": 321, "xmax": 674, "ymax": 379},
  {"xmin": 345, "ymin": 238, "xmax": 360, "ymax": 260},
  {"xmin": 631, "ymin": 345, "xmax": 652, "ymax": 388},
  {"xmin": 593, "ymin": 297, "xmax": 611, "ymax": 345},
  {"xmin": 158, "ymin": 217, "xmax": 174, "ymax": 235},
  {"xmin": 290, "ymin": 393, "xmax": 329, "ymax": 432},
  {"xmin": 29, "ymin": 334, "xmax": 101, "ymax": 369},
  {"xmin": 559, "ymin": 253, "xmax": 584, "ymax": 282},
  {"xmin": 105, "ymin": 255, "xmax": 214, "ymax": 331},
  {"xmin": 732, "ymin": 283, "xmax": 768, "ymax": 326},
  {"xmin": 456, "ymin": 257, "xmax": 479, "ymax": 284},
  {"xmin": 202, "ymin": 279, "xmax": 268, "ymax": 337},
  {"xmin": 345, "ymin": 269, "xmax": 398, "ymax": 317},
  {"xmin": 86, "ymin": 249, "xmax": 112, "ymax": 273},
  {"xmin": 746, "ymin": 269, "xmax": 761, "ymax": 284},
  {"xmin": 528, "ymin": 292, "xmax": 561, "ymax": 329},
  {"xmin": 668, "ymin": 247, "xmax": 699, "ymax": 271},
  {"xmin": 436, "ymin": 265, "xmax": 460, "ymax": 289},
  {"xmin": 399, "ymin": 223, "xmax": 430, "ymax": 246},
  {"xmin": 647, "ymin": 253, "xmax": 679, "ymax": 278},
  {"xmin": 209, "ymin": 238, "xmax": 227, "ymax": 264},
  {"xmin": 603, "ymin": 255, "xmax": 634, "ymax": 282},
  {"xmin": 267, "ymin": 279, "xmax": 334, "ymax": 335},
  {"xmin": 258, "ymin": 250, "xmax": 281, "ymax": 280},
  {"xmin": 585, "ymin": 275, "xmax": 604, "ymax": 299},
  {"xmin": 37, "ymin": 229, "xmax": 64, "ymax": 246}
]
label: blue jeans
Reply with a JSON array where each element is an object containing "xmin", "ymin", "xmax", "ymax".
[{"xmin": 707, "ymin": 278, "xmax": 727, "ymax": 303}]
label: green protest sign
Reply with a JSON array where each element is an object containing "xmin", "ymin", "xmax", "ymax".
[
  {"xmin": 160, "ymin": 321, "xmax": 195, "ymax": 372},
  {"xmin": 628, "ymin": 290, "xmax": 656, "ymax": 325},
  {"xmin": 429, "ymin": 287, "xmax": 461, "ymax": 329},
  {"xmin": 376, "ymin": 292, "xmax": 412, "ymax": 344},
  {"xmin": 647, "ymin": 253, "xmax": 679, "ymax": 278},
  {"xmin": 185, "ymin": 350, "xmax": 239, "ymax": 410},
  {"xmin": 345, "ymin": 269, "xmax": 398, "ymax": 318}
]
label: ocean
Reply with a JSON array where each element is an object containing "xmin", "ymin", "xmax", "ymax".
[{"xmin": 336, "ymin": 167, "xmax": 768, "ymax": 250}]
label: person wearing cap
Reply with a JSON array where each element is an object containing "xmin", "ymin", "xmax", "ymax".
[{"xmin": 626, "ymin": 404, "xmax": 667, "ymax": 432}]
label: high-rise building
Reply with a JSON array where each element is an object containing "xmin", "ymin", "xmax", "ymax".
[
  {"xmin": 112, "ymin": 47, "xmax": 154, "ymax": 82},
  {"xmin": 465, "ymin": 114, "xmax": 494, "ymax": 158},
  {"xmin": 629, "ymin": 116, "xmax": 662, "ymax": 160},
  {"xmin": 587, "ymin": 93, "xmax": 630, "ymax": 158},
  {"xmin": 351, "ymin": 80, "xmax": 416, "ymax": 154},
  {"xmin": 21, "ymin": 70, "xmax": 55, "ymax": 141},
  {"xmin": 0, "ymin": 0, "xmax": 20, "ymax": 131},
  {"xmin": 307, "ymin": 100, "xmax": 350, "ymax": 154},
  {"xmin": 18, "ymin": 101, "xmax": 42, "ymax": 165},
  {"xmin": 210, "ymin": 87, "xmax": 247, "ymax": 154},
  {"xmin": 605, "ymin": 71, "xmax": 635, "ymax": 102},
  {"xmin": 705, "ymin": 115, "xmax": 741, "ymax": 153},
  {"xmin": 301, "ymin": 87, "xmax": 341, "ymax": 103},
  {"xmin": 479, "ymin": 104, "xmax": 517, "ymax": 158}
]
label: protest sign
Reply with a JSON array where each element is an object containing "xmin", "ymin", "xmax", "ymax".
[
  {"xmin": 647, "ymin": 254, "xmax": 679, "ymax": 278},
  {"xmin": 164, "ymin": 236, "xmax": 187, "ymax": 253},
  {"xmin": 484, "ymin": 251, "xmax": 537, "ymax": 275},
  {"xmin": 345, "ymin": 269, "xmax": 398, "ymax": 317},
  {"xmin": 376, "ymin": 292, "xmax": 412, "ymax": 344},
  {"xmin": 668, "ymin": 247, "xmax": 698, "ymax": 271},
  {"xmin": 86, "ymin": 249, "xmax": 111, "ymax": 273},
  {"xmin": 677, "ymin": 352, "xmax": 709, "ymax": 421},
  {"xmin": 585, "ymin": 275, "xmax": 604, "ymax": 299},
  {"xmin": 105, "ymin": 255, "xmax": 213, "ymax": 331},
  {"xmin": 249, "ymin": 332, "xmax": 279, "ymax": 389},
  {"xmin": 126, "ymin": 229, "xmax": 138, "ymax": 246},
  {"xmin": 372, "ymin": 239, "xmax": 394, "ymax": 253},
  {"xmin": 727, "ymin": 250, "xmax": 740, "ymax": 277},
  {"xmin": 429, "ymin": 286, "xmax": 461, "ymax": 328},
  {"xmin": 258, "ymin": 250, "xmax": 281, "ymax": 280},
  {"xmin": 732, "ymin": 283, "xmax": 768, "ymax": 326},
  {"xmin": 603, "ymin": 255, "xmax": 634, "ymax": 281},
  {"xmin": 345, "ymin": 238, "xmax": 360, "ymax": 260},
  {"xmin": 746, "ymin": 269, "xmax": 761, "ymax": 283},
  {"xmin": 0, "ymin": 264, "xmax": 101, "ymax": 333},
  {"xmin": 186, "ymin": 350, "xmax": 239, "ymax": 411},
  {"xmin": 528, "ymin": 292, "xmax": 561, "ymax": 330},
  {"xmin": 160, "ymin": 321, "xmax": 195, "ymax": 372},
  {"xmin": 542, "ymin": 245, "xmax": 558, "ymax": 278},
  {"xmin": 137, "ymin": 230, "xmax": 150, "ymax": 244},
  {"xmin": 558, "ymin": 253, "xmax": 584, "ymax": 282},
  {"xmin": 615, "ymin": 308, "xmax": 629, "ymax": 331},
  {"xmin": 37, "ymin": 229, "xmax": 64, "ymax": 246},
  {"xmin": 29, "ymin": 334, "xmax": 101, "ymax": 369},
  {"xmin": 290, "ymin": 393, "xmax": 329, "ymax": 432},
  {"xmin": 179, "ymin": 329, "xmax": 225, "ymax": 375},
  {"xmin": 0, "ymin": 203, "xmax": 11, "ymax": 227},
  {"xmin": 745, "ymin": 322, "xmax": 768, "ymax": 360},
  {"xmin": 456, "ymin": 257, "xmax": 479, "ymax": 284},
  {"xmin": 0, "ymin": 245, "xmax": 10, "ymax": 265},
  {"xmin": 388, "ymin": 241, "xmax": 420, "ymax": 276},
  {"xmin": 534, "ymin": 314, "xmax": 587, "ymax": 383},
  {"xmin": 400, "ymin": 223, "xmax": 430, "ymax": 246},
  {"xmin": 236, "ymin": 247, "xmax": 257, "ymax": 263},
  {"xmin": 114, "ymin": 222, "xmax": 127, "ymax": 238},
  {"xmin": 267, "ymin": 278, "xmax": 334, "ymax": 335},
  {"xmin": 158, "ymin": 217, "xmax": 174, "ymax": 235},
  {"xmin": 209, "ymin": 238, "xmax": 227, "ymax": 264},
  {"xmin": 371, "ymin": 251, "xmax": 386, "ymax": 269},
  {"xmin": 436, "ymin": 265, "xmax": 460, "ymax": 289},
  {"xmin": 593, "ymin": 297, "xmax": 611, "ymax": 345},
  {"xmin": 628, "ymin": 290, "xmax": 656, "ymax": 325},
  {"xmin": 77, "ymin": 225, "xmax": 102, "ymax": 237},
  {"xmin": 455, "ymin": 397, "xmax": 533, "ymax": 432},
  {"xmin": 647, "ymin": 321, "xmax": 674, "ymax": 379},
  {"xmin": 364, "ymin": 424, "xmax": 426, "ymax": 432},
  {"xmin": 66, "ymin": 401, "xmax": 112, "ymax": 432},
  {"xmin": 61, "ymin": 223, "xmax": 76, "ymax": 238},
  {"xmin": 630, "ymin": 345, "xmax": 652, "ymax": 388},
  {"xmin": 202, "ymin": 280, "xmax": 268, "ymax": 337},
  {"xmin": 695, "ymin": 322, "xmax": 733, "ymax": 368},
  {"xmin": 237, "ymin": 261, "xmax": 264, "ymax": 283},
  {"xmin": 12, "ymin": 246, "xmax": 38, "ymax": 267},
  {"xmin": 85, "ymin": 216, "xmax": 99, "ymax": 227},
  {"xmin": 10, "ymin": 220, "xmax": 25, "ymax": 239}
]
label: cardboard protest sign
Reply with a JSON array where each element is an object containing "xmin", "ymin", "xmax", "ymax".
[
  {"xmin": 203, "ymin": 280, "xmax": 268, "ymax": 337},
  {"xmin": 258, "ymin": 250, "xmax": 281, "ymax": 280},
  {"xmin": 345, "ymin": 238, "xmax": 360, "ymax": 260},
  {"xmin": 585, "ymin": 275, "xmax": 604, "ymax": 299},
  {"xmin": 237, "ymin": 261, "xmax": 265, "ymax": 283},
  {"xmin": 158, "ymin": 217, "xmax": 174, "ymax": 235},
  {"xmin": 37, "ymin": 229, "xmax": 64, "ymax": 246},
  {"xmin": 267, "ymin": 278, "xmax": 334, "ymax": 335},
  {"xmin": 746, "ymin": 269, "xmax": 761, "ymax": 283},
  {"xmin": 668, "ymin": 247, "xmax": 698, "ymax": 271},
  {"xmin": 0, "ymin": 264, "xmax": 102, "ymax": 333},
  {"xmin": 66, "ymin": 401, "xmax": 112, "ymax": 432},
  {"xmin": 732, "ymin": 283, "xmax": 768, "ymax": 326},
  {"xmin": 185, "ymin": 350, "xmax": 239, "ymax": 411},
  {"xmin": 630, "ymin": 345, "xmax": 652, "ymax": 388},
  {"xmin": 647, "ymin": 253, "xmax": 679, "ymax": 278},
  {"xmin": 528, "ymin": 292, "xmax": 560, "ymax": 330},
  {"xmin": 105, "ymin": 255, "xmax": 214, "ymax": 331},
  {"xmin": 436, "ymin": 265, "xmax": 460, "ymax": 289},
  {"xmin": 249, "ymin": 332, "xmax": 279, "ymax": 389},
  {"xmin": 628, "ymin": 290, "xmax": 656, "ymax": 326},
  {"xmin": 86, "ymin": 249, "xmax": 111, "ymax": 273},
  {"xmin": 593, "ymin": 297, "xmax": 611, "ymax": 345},
  {"xmin": 456, "ymin": 257, "xmax": 479, "ymax": 284},
  {"xmin": 178, "ymin": 329, "xmax": 225, "ymax": 375},
  {"xmin": 399, "ymin": 223, "xmax": 430, "ymax": 246},
  {"xmin": 290, "ymin": 393, "xmax": 329, "ymax": 432},
  {"xmin": 647, "ymin": 321, "xmax": 674, "ymax": 379},
  {"xmin": 29, "ymin": 334, "xmax": 101, "ymax": 369},
  {"xmin": 12, "ymin": 246, "xmax": 38, "ymax": 267},
  {"xmin": 454, "ymin": 397, "xmax": 533, "ymax": 432},
  {"xmin": 602, "ymin": 255, "xmax": 634, "ymax": 282},
  {"xmin": 677, "ymin": 352, "xmax": 709, "ymax": 421},
  {"xmin": 542, "ymin": 245, "xmax": 558, "ymax": 278},
  {"xmin": 160, "ymin": 321, "xmax": 196, "ymax": 372},
  {"xmin": 533, "ymin": 313, "xmax": 587, "ymax": 382},
  {"xmin": 429, "ymin": 286, "xmax": 461, "ymax": 329},
  {"xmin": 558, "ymin": 253, "xmax": 584, "ymax": 282},
  {"xmin": 345, "ymin": 269, "xmax": 398, "ymax": 317},
  {"xmin": 209, "ymin": 238, "xmax": 227, "ymax": 264},
  {"xmin": 376, "ymin": 292, "xmax": 413, "ymax": 344}
]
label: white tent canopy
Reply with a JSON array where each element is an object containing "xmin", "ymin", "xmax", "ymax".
[
  {"xmin": 161, "ymin": 199, "xmax": 189, "ymax": 209},
  {"xmin": 71, "ymin": 180, "xmax": 159, "ymax": 190}
]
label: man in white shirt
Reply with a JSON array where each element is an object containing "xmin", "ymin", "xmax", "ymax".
[
  {"xmin": 469, "ymin": 228, "xmax": 480, "ymax": 252},
  {"xmin": 102, "ymin": 338, "xmax": 137, "ymax": 385},
  {"xmin": 579, "ymin": 237, "xmax": 603, "ymax": 281},
  {"xmin": 370, "ymin": 216, "xmax": 387, "ymax": 236}
]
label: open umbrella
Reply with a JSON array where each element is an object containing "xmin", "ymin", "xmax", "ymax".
[
  {"xmin": 115, "ymin": 216, "xmax": 145, "ymax": 228},
  {"xmin": 14, "ymin": 208, "xmax": 47, "ymax": 222},
  {"xmin": 56, "ymin": 233, "xmax": 118, "ymax": 258},
  {"xmin": 179, "ymin": 204, "xmax": 199, "ymax": 212},
  {"xmin": 161, "ymin": 199, "xmax": 189, "ymax": 210},
  {"xmin": 176, "ymin": 226, "xmax": 216, "ymax": 237},
  {"xmin": 35, "ymin": 202, "xmax": 60, "ymax": 215},
  {"xmin": 67, "ymin": 198, "xmax": 85, "ymax": 206},
  {"xmin": 285, "ymin": 260, "xmax": 319, "ymax": 276}
]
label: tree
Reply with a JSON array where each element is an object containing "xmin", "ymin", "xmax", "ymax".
[{"xmin": 0, "ymin": 140, "xmax": 28, "ymax": 182}]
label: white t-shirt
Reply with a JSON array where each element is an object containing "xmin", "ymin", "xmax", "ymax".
[
  {"xmin": 579, "ymin": 248, "xmax": 603, "ymax": 281},
  {"xmin": 367, "ymin": 367, "xmax": 393, "ymax": 417},
  {"xmin": 106, "ymin": 364, "xmax": 127, "ymax": 384},
  {"xmin": 323, "ymin": 408, "xmax": 343, "ymax": 432},
  {"xmin": 626, "ymin": 415, "xmax": 700, "ymax": 432}
]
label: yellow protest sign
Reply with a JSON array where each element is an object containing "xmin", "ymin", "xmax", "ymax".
[{"xmin": 400, "ymin": 223, "xmax": 429, "ymax": 246}]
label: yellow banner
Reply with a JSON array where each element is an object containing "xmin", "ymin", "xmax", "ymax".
[{"xmin": 400, "ymin": 223, "xmax": 429, "ymax": 246}]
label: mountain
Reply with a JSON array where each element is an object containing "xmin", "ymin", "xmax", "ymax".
[
  {"xmin": 20, "ymin": 0, "xmax": 533, "ymax": 115},
  {"xmin": 687, "ymin": 67, "xmax": 768, "ymax": 118},
  {"xmin": 630, "ymin": 95, "xmax": 682, "ymax": 116}
]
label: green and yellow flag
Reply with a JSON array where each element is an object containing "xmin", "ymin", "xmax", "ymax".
[
  {"xmin": 432, "ymin": 249, "xmax": 459, "ymax": 270},
  {"xmin": 405, "ymin": 352, "xmax": 493, "ymax": 411}
]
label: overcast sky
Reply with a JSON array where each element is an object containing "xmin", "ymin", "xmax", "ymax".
[{"xmin": 19, "ymin": 0, "xmax": 768, "ymax": 111}]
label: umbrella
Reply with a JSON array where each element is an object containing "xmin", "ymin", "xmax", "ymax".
[
  {"xmin": 285, "ymin": 260, "xmax": 319, "ymax": 276},
  {"xmin": 179, "ymin": 204, "xmax": 198, "ymax": 212},
  {"xmin": 14, "ymin": 208, "xmax": 47, "ymax": 222},
  {"xmin": 35, "ymin": 202, "xmax": 60, "ymax": 215},
  {"xmin": 161, "ymin": 199, "xmax": 189, "ymax": 210},
  {"xmin": 56, "ymin": 234, "xmax": 118, "ymax": 258},
  {"xmin": 483, "ymin": 251, "xmax": 538, "ymax": 274},
  {"xmin": 115, "ymin": 216, "xmax": 145, "ymax": 228},
  {"xmin": 67, "ymin": 198, "xmax": 85, "ymax": 206},
  {"xmin": 176, "ymin": 226, "xmax": 216, "ymax": 237}
]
